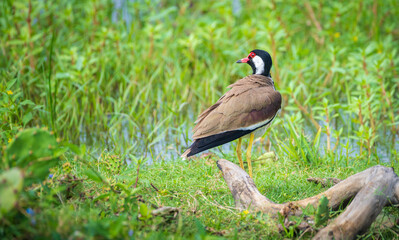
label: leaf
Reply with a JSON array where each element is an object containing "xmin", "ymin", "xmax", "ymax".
[
  {"xmin": 148, "ymin": 6, "xmax": 177, "ymax": 21},
  {"xmin": 0, "ymin": 168, "xmax": 24, "ymax": 217},
  {"xmin": 75, "ymin": 56, "xmax": 84, "ymax": 71},
  {"xmin": 115, "ymin": 183, "xmax": 130, "ymax": 194},
  {"xmin": 130, "ymin": 187, "xmax": 141, "ymax": 196},
  {"xmin": 55, "ymin": 72, "xmax": 71, "ymax": 79},
  {"xmin": 313, "ymin": 127, "xmax": 322, "ymax": 149},
  {"xmin": 139, "ymin": 203, "xmax": 152, "ymax": 220},
  {"xmin": 93, "ymin": 193, "xmax": 111, "ymax": 202},
  {"xmin": 315, "ymin": 196, "xmax": 330, "ymax": 227},
  {"xmin": 19, "ymin": 100, "xmax": 35, "ymax": 106},
  {"xmin": 109, "ymin": 215, "xmax": 124, "ymax": 237},
  {"xmin": 257, "ymin": 152, "xmax": 275, "ymax": 161},
  {"xmin": 6, "ymin": 79, "xmax": 18, "ymax": 88},
  {"xmin": 0, "ymin": 108, "xmax": 11, "ymax": 113},
  {"xmin": 64, "ymin": 143, "xmax": 82, "ymax": 155},
  {"xmin": 84, "ymin": 169, "xmax": 104, "ymax": 183},
  {"xmin": 22, "ymin": 112, "xmax": 33, "ymax": 126},
  {"xmin": 80, "ymin": 144, "xmax": 86, "ymax": 156},
  {"xmin": 5, "ymin": 128, "xmax": 60, "ymax": 184}
]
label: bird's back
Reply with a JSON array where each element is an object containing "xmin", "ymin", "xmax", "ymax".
[{"xmin": 192, "ymin": 75, "xmax": 281, "ymax": 139}]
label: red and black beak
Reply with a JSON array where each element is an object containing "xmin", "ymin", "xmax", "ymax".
[{"xmin": 236, "ymin": 57, "xmax": 250, "ymax": 63}]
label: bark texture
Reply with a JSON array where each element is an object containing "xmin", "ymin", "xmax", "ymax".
[{"xmin": 217, "ymin": 159, "xmax": 399, "ymax": 239}]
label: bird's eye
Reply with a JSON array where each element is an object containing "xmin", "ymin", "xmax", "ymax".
[{"xmin": 249, "ymin": 52, "xmax": 256, "ymax": 58}]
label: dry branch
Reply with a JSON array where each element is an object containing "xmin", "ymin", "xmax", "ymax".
[
  {"xmin": 307, "ymin": 177, "xmax": 341, "ymax": 187},
  {"xmin": 217, "ymin": 159, "xmax": 399, "ymax": 239},
  {"xmin": 151, "ymin": 206, "xmax": 180, "ymax": 218}
]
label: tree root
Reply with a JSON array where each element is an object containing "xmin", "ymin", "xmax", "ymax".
[
  {"xmin": 307, "ymin": 177, "xmax": 341, "ymax": 187},
  {"xmin": 217, "ymin": 159, "xmax": 399, "ymax": 239}
]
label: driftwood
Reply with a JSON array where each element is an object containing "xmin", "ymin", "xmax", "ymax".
[
  {"xmin": 307, "ymin": 177, "xmax": 342, "ymax": 187},
  {"xmin": 217, "ymin": 159, "xmax": 399, "ymax": 239},
  {"xmin": 151, "ymin": 206, "xmax": 180, "ymax": 218}
]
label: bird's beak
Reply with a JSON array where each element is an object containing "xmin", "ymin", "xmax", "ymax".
[{"xmin": 236, "ymin": 57, "xmax": 250, "ymax": 63}]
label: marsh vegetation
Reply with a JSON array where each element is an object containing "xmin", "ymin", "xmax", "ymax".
[{"xmin": 1, "ymin": 0, "xmax": 399, "ymax": 239}]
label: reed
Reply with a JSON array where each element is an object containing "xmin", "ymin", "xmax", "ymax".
[{"xmin": 0, "ymin": 0, "xmax": 398, "ymax": 238}]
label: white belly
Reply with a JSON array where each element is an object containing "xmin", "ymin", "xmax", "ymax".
[
  {"xmin": 243, "ymin": 123, "xmax": 270, "ymax": 139},
  {"xmin": 243, "ymin": 111, "xmax": 279, "ymax": 139}
]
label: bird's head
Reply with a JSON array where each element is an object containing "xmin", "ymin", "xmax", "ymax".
[{"xmin": 236, "ymin": 49, "xmax": 272, "ymax": 77}]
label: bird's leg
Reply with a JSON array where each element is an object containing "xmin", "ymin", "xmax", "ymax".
[
  {"xmin": 246, "ymin": 133, "xmax": 255, "ymax": 178},
  {"xmin": 236, "ymin": 137, "xmax": 244, "ymax": 170}
]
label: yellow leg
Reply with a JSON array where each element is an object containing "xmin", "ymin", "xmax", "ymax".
[
  {"xmin": 236, "ymin": 138, "xmax": 244, "ymax": 169},
  {"xmin": 246, "ymin": 133, "xmax": 255, "ymax": 178}
]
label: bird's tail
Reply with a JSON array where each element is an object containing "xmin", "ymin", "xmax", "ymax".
[
  {"xmin": 181, "ymin": 148, "xmax": 192, "ymax": 159},
  {"xmin": 181, "ymin": 129, "xmax": 252, "ymax": 159}
]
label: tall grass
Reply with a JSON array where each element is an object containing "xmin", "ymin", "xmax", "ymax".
[
  {"xmin": 1, "ymin": 1, "xmax": 399, "ymax": 238},
  {"xmin": 1, "ymin": 0, "xmax": 398, "ymax": 165}
]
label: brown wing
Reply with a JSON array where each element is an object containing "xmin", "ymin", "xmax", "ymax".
[{"xmin": 192, "ymin": 75, "xmax": 282, "ymax": 139}]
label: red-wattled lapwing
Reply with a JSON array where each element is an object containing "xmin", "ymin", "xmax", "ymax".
[{"xmin": 182, "ymin": 50, "xmax": 281, "ymax": 178}]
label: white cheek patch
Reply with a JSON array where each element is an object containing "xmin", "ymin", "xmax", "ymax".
[{"xmin": 252, "ymin": 55, "xmax": 264, "ymax": 75}]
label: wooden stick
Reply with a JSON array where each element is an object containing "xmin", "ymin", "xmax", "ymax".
[
  {"xmin": 307, "ymin": 177, "xmax": 341, "ymax": 187},
  {"xmin": 217, "ymin": 159, "xmax": 399, "ymax": 239}
]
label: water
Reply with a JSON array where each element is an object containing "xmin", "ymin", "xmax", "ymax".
[
  {"xmin": 78, "ymin": 111, "xmax": 398, "ymax": 166},
  {"xmin": 74, "ymin": 0, "xmax": 399, "ymax": 165}
]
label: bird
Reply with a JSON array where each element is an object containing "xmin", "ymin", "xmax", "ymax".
[{"xmin": 181, "ymin": 49, "xmax": 282, "ymax": 178}]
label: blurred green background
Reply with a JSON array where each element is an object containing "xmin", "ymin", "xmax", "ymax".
[
  {"xmin": 1, "ymin": 0, "xmax": 399, "ymax": 163},
  {"xmin": 1, "ymin": 0, "xmax": 399, "ymax": 239}
]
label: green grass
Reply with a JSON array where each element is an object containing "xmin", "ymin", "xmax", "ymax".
[
  {"xmin": 1, "ymin": 129, "xmax": 399, "ymax": 238},
  {"xmin": 1, "ymin": 0, "xmax": 399, "ymax": 238},
  {"xmin": 1, "ymin": 0, "xmax": 399, "ymax": 161},
  {"xmin": 4, "ymin": 150, "xmax": 397, "ymax": 239}
]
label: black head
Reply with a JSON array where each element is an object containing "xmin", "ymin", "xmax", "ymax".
[{"xmin": 236, "ymin": 49, "xmax": 272, "ymax": 77}]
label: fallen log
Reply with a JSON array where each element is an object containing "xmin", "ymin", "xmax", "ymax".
[
  {"xmin": 217, "ymin": 159, "xmax": 399, "ymax": 239},
  {"xmin": 307, "ymin": 177, "xmax": 341, "ymax": 187}
]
